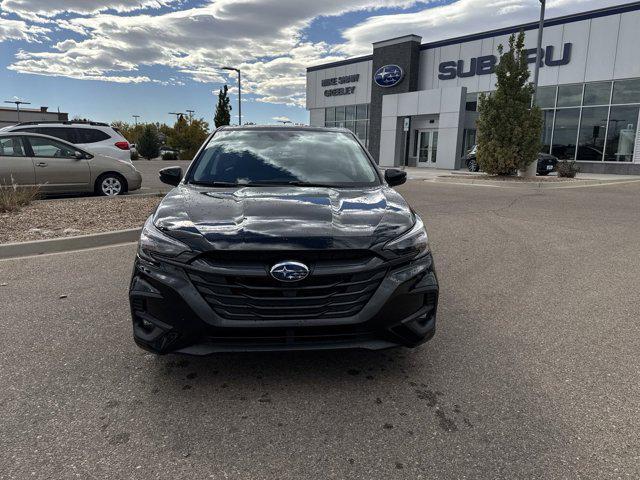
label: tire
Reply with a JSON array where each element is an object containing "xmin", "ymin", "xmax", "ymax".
[
  {"xmin": 538, "ymin": 171, "xmax": 550, "ymax": 176},
  {"xmin": 96, "ymin": 173, "xmax": 127, "ymax": 196},
  {"xmin": 467, "ymin": 158, "xmax": 480, "ymax": 172}
]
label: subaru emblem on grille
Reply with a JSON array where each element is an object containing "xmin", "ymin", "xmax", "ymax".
[{"xmin": 270, "ymin": 261, "xmax": 309, "ymax": 282}]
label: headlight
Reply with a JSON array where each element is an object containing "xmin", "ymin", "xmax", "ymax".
[
  {"xmin": 384, "ymin": 215, "xmax": 430, "ymax": 256},
  {"xmin": 138, "ymin": 216, "xmax": 190, "ymax": 258}
]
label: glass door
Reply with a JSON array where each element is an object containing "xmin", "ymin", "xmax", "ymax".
[{"xmin": 417, "ymin": 130, "xmax": 438, "ymax": 167}]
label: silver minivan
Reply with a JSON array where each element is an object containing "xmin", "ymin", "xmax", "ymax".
[{"xmin": 0, "ymin": 132, "xmax": 142, "ymax": 196}]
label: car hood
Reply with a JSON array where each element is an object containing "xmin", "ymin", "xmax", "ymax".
[{"xmin": 153, "ymin": 184, "xmax": 415, "ymax": 251}]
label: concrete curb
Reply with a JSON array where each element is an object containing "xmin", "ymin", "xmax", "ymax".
[
  {"xmin": 33, "ymin": 191, "xmax": 165, "ymax": 204},
  {"xmin": 0, "ymin": 228, "xmax": 141, "ymax": 260},
  {"xmin": 430, "ymin": 176, "xmax": 640, "ymax": 189}
]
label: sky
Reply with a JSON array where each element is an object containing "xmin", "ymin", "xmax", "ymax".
[{"xmin": 0, "ymin": 0, "xmax": 632, "ymax": 127}]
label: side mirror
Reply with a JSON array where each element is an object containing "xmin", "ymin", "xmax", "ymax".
[
  {"xmin": 74, "ymin": 151, "xmax": 84, "ymax": 159},
  {"xmin": 159, "ymin": 166, "xmax": 183, "ymax": 187},
  {"xmin": 384, "ymin": 168, "xmax": 407, "ymax": 187}
]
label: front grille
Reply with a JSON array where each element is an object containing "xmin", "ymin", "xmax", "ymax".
[{"xmin": 186, "ymin": 250, "xmax": 386, "ymax": 321}]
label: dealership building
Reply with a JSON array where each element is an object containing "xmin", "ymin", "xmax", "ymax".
[{"xmin": 306, "ymin": 2, "xmax": 640, "ymax": 174}]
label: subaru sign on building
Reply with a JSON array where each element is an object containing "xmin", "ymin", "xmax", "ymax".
[
  {"xmin": 374, "ymin": 65, "xmax": 405, "ymax": 88},
  {"xmin": 306, "ymin": 3, "xmax": 640, "ymax": 174}
]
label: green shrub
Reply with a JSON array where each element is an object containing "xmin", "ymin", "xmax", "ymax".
[
  {"xmin": 557, "ymin": 160, "xmax": 580, "ymax": 178},
  {"xmin": 0, "ymin": 178, "xmax": 40, "ymax": 213},
  {"xmin": 162, "ymin": 150, "xmax": 179, "ymax": 160}
]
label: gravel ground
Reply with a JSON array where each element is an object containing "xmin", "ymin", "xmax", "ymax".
[{"xmin": 0, "ymin": 195, "xmax": 162, "ymax": 244}]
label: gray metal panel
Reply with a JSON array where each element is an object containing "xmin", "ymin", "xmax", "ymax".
[
  {"xmin": 457, "ymin": 39, "xmax": 482, "ymax": 92},
  {"xmin": 476, "ymin": 37, "xmax": 495, "ymax": 93},
  {"xmin": 558, "ymin": 19, "xmax": 591, "ymax": 85},
  {"xmin": 585, "ymin": 15, "xmax": 621, "ymax": 82},
  {"xmin": 614, "ymin": 10, "xmax": 640, "ymax": 80},
  {"xmin": 538, "ymin": 24, "xmax": 564, "ymax": 87},
  {"xmin": 309, "ymin": 108, "xmax": 324, "ymax": 127},
  {"xmin": 306, "ymin": 70, "xmax": 317, "ymax": 110},
  {"xmin": 435, "ymin": 43, "xmax": 461, "ymax": 89}
]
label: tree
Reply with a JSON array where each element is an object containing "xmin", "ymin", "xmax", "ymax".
[
  {"xmin": 136, "ymin": 124, "xmax": 160, "ymax": 160},
  {"xmin": 111, "ymin": 121, "xmax": 144, "ymax": 145},
  {"xmin": 476, "ymin": 31, "xmax": 543, "ymax": 176},
  {"xmin": 166, "ymin": 117, "xmax": 210, "ymax": 160},
  {"xmin": 214, "ymin": 84, "xmax": 232, "ymax": 127}
]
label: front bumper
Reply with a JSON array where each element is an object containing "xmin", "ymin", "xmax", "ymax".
[
  {"xmin": 128, "ymin": 171, "xmax": 142, "ymax": 191},
  {"xmin": 129, "ymin": 252, "xmax": 438, "ymax": 354}
]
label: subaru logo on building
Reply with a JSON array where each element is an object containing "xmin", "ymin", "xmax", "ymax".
[
  {"xmin": 270, "ymin": 261, "xmax": 310, "ymax": 282},
  {"xmin": 374, "ymin": 64, "xmax": 404, "ymax": 88}
]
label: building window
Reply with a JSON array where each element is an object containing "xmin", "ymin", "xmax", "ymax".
[
  {"xmin": 465, "ymin": 92, "xmax": 478, "ymax": 112},
  {"xmin": 604, "ymin": 105, "xmax": 639, "ymax": 162},
  {"xmin": 356, "ymin": 104, "xmax": 368, "ymax": 120},
  {"xmin": 577, "ymin": 107, "xmax": 608, "ymax": 161},
  {"xmin": 325, "ymin": 107, "xmax": 335, "ymax": 123},
  {"xmin": 541, "ymin": 110, "xmax": 554, "ymax": 153},
  {"xmin": 345, "ymin": 105, "xmax": 356, "ymax": 121},
  {"xmin": 611, "ymin": 79, "xmax": 640, "ymax": 105},
  {"xmin": 325, "ymin": 104, "xmax": 369, "ymax": 147},
  {"xmin": 535, "ymin": 86, "xmax": 557, "ymax": 109},
  {"xmin": 583, "ymin": 82, "xmax": 612, "ymax": 106},
  {"xmin": 557, "ymin": 84, "xmax": 583, "ymax": 108},
  {"xmin": 524, "ymin": 79, "xmax": 640, "ymax": 162},
  {"xmin": 462, "ymin": 129, "xmax": 476, "ymax": 153},
  {"xmin": 551, "ymin": 108, "xmax": 580, "ymax": 160}
]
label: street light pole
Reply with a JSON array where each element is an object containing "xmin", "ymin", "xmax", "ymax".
[
  {"xmin": 523, "ymin": 0, "xmax": 546, "ymax": 178},
  {"xmin": 531, "ymin": 0, "xmax": 546, "ymax": 105},
  {"xmin": 4, "ymin": 100, "xmax": 31, "ymax": 123},
  {"xmin": 222, "ymin": 67, "xmax": 241, "ymax": 125},
  {"xmin": 168, "ymin": 112, "xmax": 185, "ymax": 122}
]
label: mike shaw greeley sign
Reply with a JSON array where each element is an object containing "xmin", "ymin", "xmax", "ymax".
[
  {"xmin": 438, "ymin": 43, "xmax": 572, "ymax": 80},
  {"xmin": 322, "ymin": 74, "xmax": 360, "ymax": 97}
]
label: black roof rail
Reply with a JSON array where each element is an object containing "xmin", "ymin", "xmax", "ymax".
[{"xmin": 13, "ymin": 120, "xmax": 111, "ymax": 127}]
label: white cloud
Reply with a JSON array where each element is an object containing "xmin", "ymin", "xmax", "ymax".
[
  {"xmin": 0, "ymin": 17, "xmax": 49, "ymax": 42},
  {"xmin": 6, "ymin": 0, "xmax": 419, "ymax": 104},
  {"xmin": 338, "ymin": 0, "xmax": 629, "ymax": 56},
  {"xmin": 2, "ymin": 0, "xmax": 632, "ymax": 105},
  {"xmin": 272, "ymin": 116, "xmax": 292, "ymax": 123},
  {"xmin": 0, "ymin": 0, "xmax": 180, "ymax": 21}
]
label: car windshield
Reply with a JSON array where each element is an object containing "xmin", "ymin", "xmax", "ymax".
[{"xmin": 189, "ymin": 129, "xmax": 379, "ymax": 187}]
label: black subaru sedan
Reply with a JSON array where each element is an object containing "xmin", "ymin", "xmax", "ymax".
[{"xmin": 129, "ymin": 126, "xmax": 438, "ymax": 354}]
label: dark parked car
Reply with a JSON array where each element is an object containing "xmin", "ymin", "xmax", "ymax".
[
  {"xmin": 463, "ymin": 145, "xmax": 558, "ymax": 175},
  {"xmin": 129, "ymin": 126, "xmax": 439, "ymax": 354}
]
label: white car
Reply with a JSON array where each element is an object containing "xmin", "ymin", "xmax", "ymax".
[{"xmin": 0, "ymin": 121, "xmax": 132, "ymax": 162}]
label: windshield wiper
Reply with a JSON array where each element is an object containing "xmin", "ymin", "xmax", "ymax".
[
  {"xmin": 249, "ymin": 180, "xmax": 338, "ymax": 188},
  {"xmin": 189, "ymin": 180, "xmax": 241, "ymax": 187},
  {"xmin": 190, "ymin": 180, "xmax": 340, "ymax": 188}
]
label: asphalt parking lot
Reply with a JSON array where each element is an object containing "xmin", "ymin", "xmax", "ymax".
[
  {"xmin": 1, "ymin": 180, "xmax": 639, "ymax": 479},
  {"xmin": 133, "ymin": 159, "xmax": 192, "ymax": 194}
]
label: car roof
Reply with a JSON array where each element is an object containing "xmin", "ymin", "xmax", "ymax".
[
  {"xmin": 215, "ymin": 124, "xmax": 350, "ymax": 133},
  {"xmin": 8, "ymin": 120, "xmax": 111, "ymax": 128}
]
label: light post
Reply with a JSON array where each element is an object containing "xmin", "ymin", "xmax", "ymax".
[
  {"xmin": 186, "ymin": 109, "xmax": 195, "ymax": 123},
  {"xmin": 132, "ymin": 114, "xmax": 140, "ymax": 126},
  {"xmin": 169, "ymin": 112, "xmax": 185, "ymax": 122},
  {"xmin": 523, "ymin": 0, "xmax": 546, "ymax": 178},
  {"xmin": 222, "ymin": 66, "xmax": 241, "ymax": 126},
  {"xmin": 4, "ymin": 99, "xmax": 31, "ymax": 123},
  {"xmin": 531, "ymin": 0, "xmax": 546, "ymax": 105}
]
